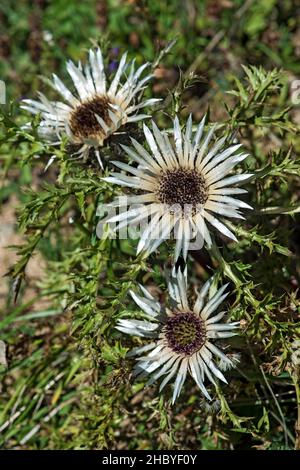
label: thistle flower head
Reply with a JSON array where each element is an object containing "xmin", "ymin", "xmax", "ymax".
[
  {"xmin": 105, "ymin": 115, "xmax": 253, "ymax": 259},
  {"xmin": 21, "ymin": 48, "xmax": 159, "ymax": 166},
  {"xmin": 116, "ymin": 268, "xmax": 239, "ymax": 404}
]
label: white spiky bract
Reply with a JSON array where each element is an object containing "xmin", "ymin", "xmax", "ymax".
[
  {"xmin": 116, "ymin": 268, "xmax": 239, "ymax": 404},
  {"xmin": 21, "ymin": 48, "xmax": 159, "ymax": 166},
  {"xmin": 105, "ymin": 116, "xmax": 253, "ymax": 259}
]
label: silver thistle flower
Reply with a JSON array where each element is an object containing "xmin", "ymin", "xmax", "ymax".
[
  {"xmin": 105, "ymin": 116, "xmax": 253, "ymax": 259},
  {"xmin": 116, "ymin": 268, "xmax": 239, "ymax": 403},
  {"xmin": 21, "ymin": 48, "xmax": 159, "ymax": 167}
]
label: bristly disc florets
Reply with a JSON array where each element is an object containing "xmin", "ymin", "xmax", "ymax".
[
  {"xmin": 69, "ymin": 95, "xmax": 111, "ymax": 140},
  {"xmin": 164, "ymin": 312, "xmax": 206, "ymax": 355},
  {"xmin": 157, "ymin": 168, "xmax": 208, "ymax": 209}
]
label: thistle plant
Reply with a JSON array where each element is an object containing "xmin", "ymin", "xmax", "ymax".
[{"xmin": 0, "ymin": 3, "xmax": 300, "ymax": 451}]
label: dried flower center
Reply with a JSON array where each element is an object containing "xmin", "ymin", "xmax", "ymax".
[
  {"xmin": 164, "ymin": 312, "xmax": 206, "ymax": 356},
  {"xmin": 69, "ymin": 95, "xmax": 111, "ymax": 140},
  {"xmin": 157, "ymin": 168, "xmax": 208, "ymax": 212}
]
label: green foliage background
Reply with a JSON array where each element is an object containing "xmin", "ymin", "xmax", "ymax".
[{"xmin": 0, "ymin": 0, "xmax": 300, "ymax": 450}]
